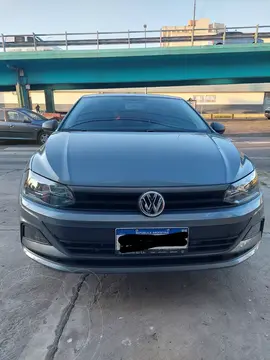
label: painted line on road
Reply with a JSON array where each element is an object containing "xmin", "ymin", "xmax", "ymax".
[
  {"xmin": 0, "ymin": 165, "xmax": 27, "ymax": 170},
  {"xmin": 234, "ymin": 141, "xmax": 270, "ymax": 145},
  {"xmin": 237, "ymin": 147, "xmax": 270, "ymax": 151},
  {"xmin": 249, "ymin": 157, "xmax": 270, "ymax": 160},
  {"xmin": 0, "ymin": 160, "xmax": 29, "ymax": 164},
  {"xmin": 3, "ymin": 146, "xmax": 39, "ymax": 151},
  {"xmin": 0, "ymin": 151, "xmax": 34, "ymax": 158}
]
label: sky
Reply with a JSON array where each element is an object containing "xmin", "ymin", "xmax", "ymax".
[{"xmin": 0, "ymin": 0, "xmax": 269, "ymax": 34}]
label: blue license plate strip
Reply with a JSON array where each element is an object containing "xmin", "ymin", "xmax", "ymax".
[{"xmin": 115, "ymin": 227, "xmax": 189, "ymax": 255}]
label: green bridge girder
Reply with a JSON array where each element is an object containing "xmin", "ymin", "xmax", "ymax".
[{"xmin": 0, "ymin": 44, "xmax": 270, "ymax": 110}]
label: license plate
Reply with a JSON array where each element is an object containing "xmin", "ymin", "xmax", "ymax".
[{"xmin": 115, "ymin": 227, "xmax": 189, "ymax": 255}]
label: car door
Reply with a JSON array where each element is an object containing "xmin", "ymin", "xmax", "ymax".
[
  {"xmin": 6, "ymin": 110, "xmax": 37, "ymax": 140},
  {"xmin": 0, "ymin": 109, "xmax": 12, "ymax": 139}
]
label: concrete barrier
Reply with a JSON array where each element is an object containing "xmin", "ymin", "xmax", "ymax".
[
  {"xmin": 206, "ymin": 119, "xmax": 270, "ymax": 135},
  {"xmin": 202, "ymin": 113, "xmax": 265, "ymax": 120}
]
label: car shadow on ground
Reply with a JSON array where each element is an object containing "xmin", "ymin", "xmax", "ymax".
[
  {"xmin": 77, "ymin": 257, "xmax": 266, "ymax": 311},
  {"xmin": 51, "ymin": 253, "xmax": 270, "ymax": 360}
]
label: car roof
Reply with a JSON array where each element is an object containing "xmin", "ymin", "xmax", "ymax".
[
  {"xmin": 226, "ymin": 31, "xmax": 243, "ymax": 34},
  {"xmin": 0, "ymin": 107, "xmax": 31, "ymax": 111},
  {"xmin": 81, "ymin": 94, "xmax": 185, "ymax": 101}
]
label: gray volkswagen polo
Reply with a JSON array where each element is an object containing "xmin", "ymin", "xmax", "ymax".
[{"xmin": 19, "ymin": 95, "xmax": 264, "ymax": 273}]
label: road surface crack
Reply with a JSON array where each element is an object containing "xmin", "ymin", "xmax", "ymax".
[
  {"xmin": 91, "ymin": 274, "xmax": 106, "ymax": 306},
  {"xmin": 45, "ymin": 274, "xmax": 89, "ymax": 360}
]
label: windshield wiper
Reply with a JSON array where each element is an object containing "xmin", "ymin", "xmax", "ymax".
[
  {"xmin": 145, "ymin": 129, "xmax": 190, "ymax": 132},
  {"xmin": 62, "ymin": 118, "xmax": 188, "ymax": 131},
  {"xmin": 63, "ymin": 119, "xmax": 117, "ymax": 130},
  {"xmin": 114, "ymin": 118, "xmax": 188, "ymax": 130}
]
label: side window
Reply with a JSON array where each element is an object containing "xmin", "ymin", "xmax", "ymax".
[
  {"xmin": 6, "ymin": 111, "xmax": 27, "ymax": 123},
  {"xmin": 0, "ymin": 110, "xmax": 5, "ymax": 121}
]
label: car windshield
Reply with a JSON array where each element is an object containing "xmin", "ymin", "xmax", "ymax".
[
  {"xmin": 60, "ymin": 96, "xmax": 210, "ymax": 133},
  {"xmin": 21, "ymin": 110, "xmax": 47, "ymax": 121}
]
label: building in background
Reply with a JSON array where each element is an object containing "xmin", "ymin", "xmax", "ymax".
[
  {"xmin": 162, "ymin": 18, "xmax": 225, "ymax": 47},
  {"xmin": 161, "ymin": 18, "xmax": 270, "ymax": 46}
]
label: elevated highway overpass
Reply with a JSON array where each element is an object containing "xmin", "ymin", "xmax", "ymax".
[{"xmin": 0, "ymin": 43, "xmax": 270, "ymax": 111}]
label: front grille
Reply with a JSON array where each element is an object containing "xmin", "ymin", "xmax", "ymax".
[
  {"xmin": 46, "ymin": 222, "xmax": 247, "ymax": 257},
  {"xmin": 58, "ymin": 235, "xmax": 238, "ymax": 255},
  {"xmin": 59, "ymin": 240, "xmax": 113, "ymax": 255},
  {"xmin": 69, "ymin": 188, "xmax": 228, "ymax": 212},
  {"xmin": 188, "ymin": 236, "xmax": 237, "ymax": 253}
]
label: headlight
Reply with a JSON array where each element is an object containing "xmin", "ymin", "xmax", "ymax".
[
  {"xmin": 22, "ymin": 170, "xmax": 75, "ymax": 208},
  {"xmin": 224, "ymin": 170, "xmax": 260, "ymax": 205}
]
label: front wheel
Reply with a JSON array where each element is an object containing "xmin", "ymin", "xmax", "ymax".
[{"xmin": 37, "ymin": 131, "xmax": 49, "ymax": 145}]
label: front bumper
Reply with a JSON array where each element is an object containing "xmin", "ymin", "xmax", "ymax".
[
  {"xmin": 20, "ymin": 194, "xmax": 264, "ymax": 273},
  {"xmin": 22, "ymin": 242, "xmax": 261, "ymax": 273}
]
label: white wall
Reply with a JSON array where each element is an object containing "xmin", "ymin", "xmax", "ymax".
[
  {"xmin": 154, "ymin": 92, "xmax": 264, "ymax": 105},
  {"xmin": 0, "ymin": 88, "xmax": 267, "ymax": 111},
  {"xmin": 30, "ymin": 91, "xmax": 45, "ymax": 106},
  {"xmin": 54, "ymin": 90, "xmax": 265, "ymax": 106},
  {"xmin": 0, "ymin": 91, "xmax": 18, "ymax": 104}
]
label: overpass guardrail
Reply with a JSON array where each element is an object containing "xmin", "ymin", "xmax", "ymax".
[{"xmin": 0, "ymin": 25, "xmax": 270, "ymax": 51}]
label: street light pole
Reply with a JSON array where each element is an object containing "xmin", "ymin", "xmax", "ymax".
[
  {"xmin": 144, "ymin": 24, "xmax": 147, "ymax": 48},
  {"xmin": 191, "ymin": 0, "xmax": 196, "ymax": 46}
]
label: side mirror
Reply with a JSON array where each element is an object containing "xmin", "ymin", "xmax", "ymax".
[
  {"xmin": 23, "ymin": 118, "xmax": 31, "ymax": 123},
  {"xmin": 42, "ymin": 119, "xmax": 58, "ymax": 134},
  {"xmin": 210, "ymin": 122, "xmax": 225, "ymax": 134}
]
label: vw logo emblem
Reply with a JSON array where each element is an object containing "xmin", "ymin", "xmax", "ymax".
[{"xmin": 138, "ymin": 191, "xmax": 165, "ymax": 217}]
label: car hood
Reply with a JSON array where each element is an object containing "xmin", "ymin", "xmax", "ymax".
[
  {"xmin": 31, "ymin": 132, "xmax": 254, "ymax": 187},
  {"xmin": 31, "ymin": 119, "xmax": 47, "ymax": 126}
]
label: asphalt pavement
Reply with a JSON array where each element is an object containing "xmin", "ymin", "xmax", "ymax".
[
  {"xmin": 0, "ymin": 140, "xmax": 270, "ymax": 360},
  {"xmin": 231, "ymin": 136, "xmax": 270, "ymax": 172}
]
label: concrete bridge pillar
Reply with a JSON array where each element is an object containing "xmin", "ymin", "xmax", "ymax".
[
  {"xmin": 16, "ymin": 79, "xmax": 31, "ymax": 109},
  {"xmin": 44, "ymin": 88, "xmax": 55, "ymax": 113}
]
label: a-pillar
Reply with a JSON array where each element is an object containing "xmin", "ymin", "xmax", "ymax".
[{"xmin": 44, "ymin": 88, "xmax": 55, "ymax": 113}]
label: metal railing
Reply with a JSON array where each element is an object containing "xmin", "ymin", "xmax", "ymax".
[{"xmin": 0, "ymin": 25, "xmax": 270, "ymax": 52}]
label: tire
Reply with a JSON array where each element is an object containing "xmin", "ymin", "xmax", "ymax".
[{"xmin": 37, "ymin": 131, "xmax": 49, "ymax": 145}]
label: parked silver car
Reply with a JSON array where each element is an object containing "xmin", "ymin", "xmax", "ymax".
[
  {"xmin": 0, "ymin": 108, "xmax": 49, "ymax": 144},
  {"xmin": 19, "ymin": 95, "xmax": 264, "ymax": 273}
]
